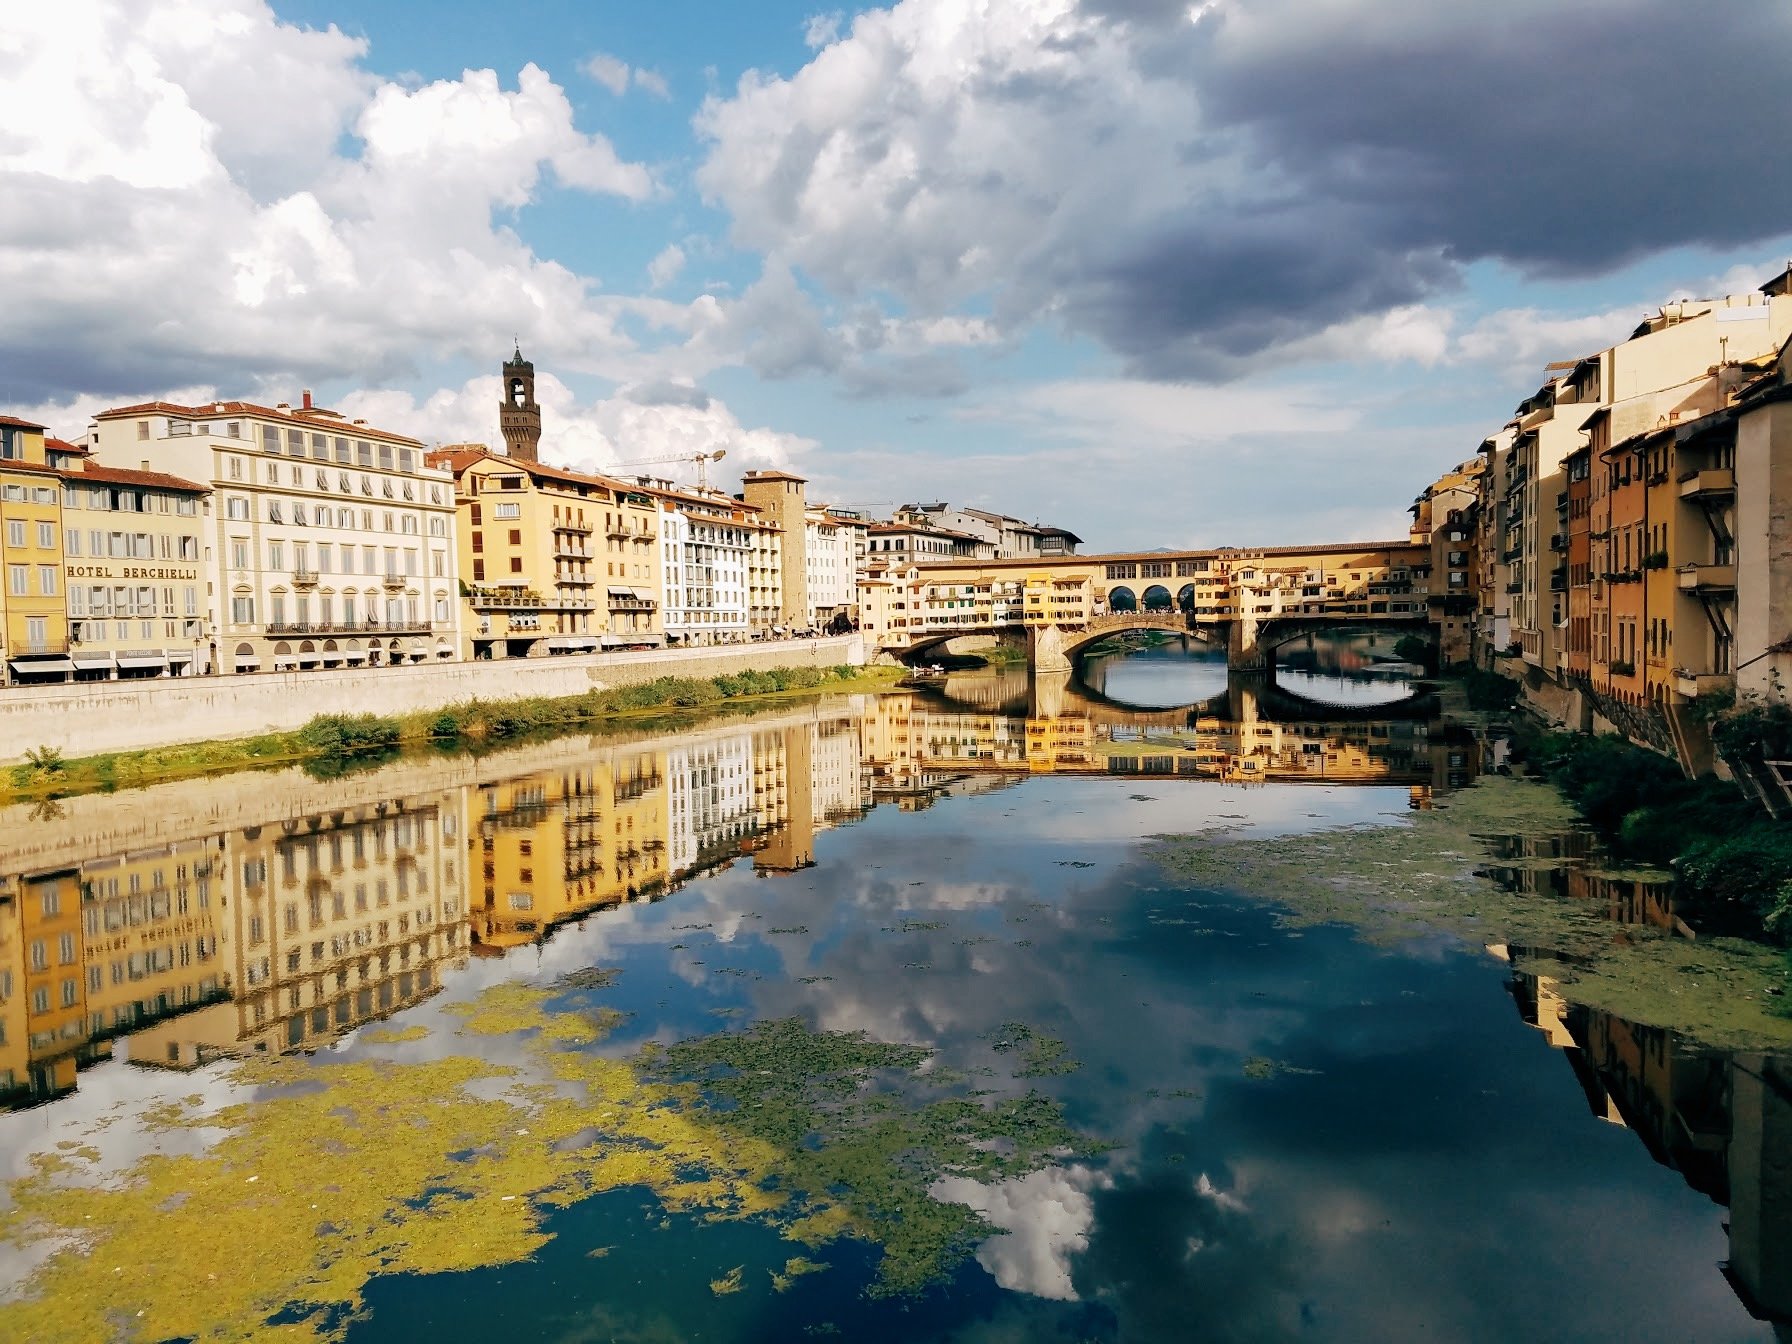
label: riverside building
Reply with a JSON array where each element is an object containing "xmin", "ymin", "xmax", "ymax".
[
  {"xmin": 0, "ymin": 417, "xmax": 72, "ymax": 684},
  {"xmin": 87, "ymin": 397, "xmax": 462, "ymax": 673},
  {"xmin": 645, "ymin": 483, "xmax": 781, "ymax": 646},
  {"xmin": 428, "ymin": 446, "xmax": 664, "ymax": 658}
]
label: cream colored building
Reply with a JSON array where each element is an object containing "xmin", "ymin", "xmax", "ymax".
[{"xmin": 87, "ymin": 398, "xmax": 462, "ymax": 673}]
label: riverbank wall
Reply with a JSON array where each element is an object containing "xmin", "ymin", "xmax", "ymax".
[{"xmin": 0, "ymin": 635, "xmax": 864, "ymax": 765}]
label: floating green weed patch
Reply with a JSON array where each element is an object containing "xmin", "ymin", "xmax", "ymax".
[
  {"xmin": 0, "ymin": 985, "xmax": 1098, "ymax": 1341},
  {"xmin": 1147, "ymin": 775, "xmax": 1792, "ymax": 1048}
]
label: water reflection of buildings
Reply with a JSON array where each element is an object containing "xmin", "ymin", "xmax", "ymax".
[
  {"xmin": 1505, "ymin": 960, "xmax": 1792, "ymax": 1335},
  {"xmin": 855, "ymin": 684, "xmax": 1469, "ymax": 802},
  {"xmin": 1480, "ymin": 831, "xmax": 1692, "ymax": 938},
  {"xmin": 0, "ymin": 688, "xmax": 1458, "ymax": 1113}
]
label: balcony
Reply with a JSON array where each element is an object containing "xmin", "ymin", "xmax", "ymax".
[
  {"xmin": 466, "ymin": 587, "xmax": 545, "ymax": 610},
  {"xmin": 552, "ymin": 520, "xmax": 593, "ymax": 535},
  {"xmin": 607, "ymin": 593, "xmax": 658, "ymax": 612},
  {"xmin": 1548, "ymin": 534, "xmax": 1567, "ymax": 553},
  {"xmin": 1677, "ymin": 563, "xmax": 1736, "ymax": 594},
  {"xmin": 1675, "ymin": 669, "xmax": 1734, "ymax": 699},
  {"xmin": 292, "ymin": 567, "xmax": 320, "ymax": 588},
  {"xmin": 557, "ymin": 572, "xmax": 596, "ymax": 586},
  {"xmin": 554, "ymin": 542, "xmax": 591, "ymax": 559},
  {"xmin": 1679, "ymin": 468, "xmax": 1735, "ymax": 501},
  {"xmin": 381, "ymin": 572, "xmax": 408, "ymax": 591},
  {"xmin": 11, "ymin": 637, "xmax": 69, "ymax": 656},
  {"xmin": 266, "ymin": 618, "xmax": 433, "ymax": 637}
]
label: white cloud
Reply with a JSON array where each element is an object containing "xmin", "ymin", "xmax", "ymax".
[
  {"xmin": 0, "ymin": 0, "xmax": 657, "ymax": 403},
  {"xmin": 582, "ymin": 51, "xmax": 669, "ymax": 99},
  {"xmin": 1450, "ymin": 305, "xmax": 1638, "ymax": 380},
  {"xmin": 336, "ymin": 373, "xmax": 812, "ymax": 488},
  {"xmin": 648, "ymin": 243, "xmax": 687, "ymax": 289},
  {"xmin": 582, "ymin": 51, "xmax": 633, "ymax": 95},
  {"xmin": 930, "ymin": 1166, "xmax": 1109, "ymax": 1300},
  {"xmin": 803, "ymin": 11, "xmax": 845, "ymax": 48}
]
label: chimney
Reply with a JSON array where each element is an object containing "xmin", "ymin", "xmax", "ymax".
[
  {"xmin": 276, "ymin": 403, "xmax": 290, "ymax": 411},
  {"xmin": 302, "ymin": 390, "xmax": 313, "ymax": 410}
]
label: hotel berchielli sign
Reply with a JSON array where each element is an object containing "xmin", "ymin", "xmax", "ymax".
[{"xmin": 65, "ymin": 564, "xmax": 200, "ymax": 580}]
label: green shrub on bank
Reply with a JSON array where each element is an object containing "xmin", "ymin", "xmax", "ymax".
[{"xmin": 297, "ymin": 714, "xmax": 402, "ymax": 754}]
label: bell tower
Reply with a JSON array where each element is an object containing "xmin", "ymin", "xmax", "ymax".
[{"xmin": 499, "ymin": 344, "xmax": 542, "ymax": 461}]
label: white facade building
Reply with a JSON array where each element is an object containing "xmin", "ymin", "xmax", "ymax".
[
  {"xmin": 665, "ymin": 736, "xmax": 758, "ymax": 875},
  {"xmin": 88, "ymin": 398, "xmax": 461, "ymax": 672},
  {"xmin": 648, "ymin": 485, "xmax": 775, "ymax": 644}
]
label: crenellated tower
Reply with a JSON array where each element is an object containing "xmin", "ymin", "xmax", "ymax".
[{"xmin": 499, "ymin": 344, "xmax": 542, "ymax": 461}]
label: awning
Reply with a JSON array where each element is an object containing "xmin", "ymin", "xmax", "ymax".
[
  {"xmin": 547, "ymin": 637, "xmax": 574, "ymax": 651},
  {"xmin": 166, "ymin": 649, "xmax": 195, "ymax": 664},
  {"xmin": 117, "ymin": 653, "xmax": 169, "ymax": 671},
  {"xmin": 599, "ymin": 635, "xmax": 630, "ymax": 647},
  {"xmin": 435, "ymin": 642, "xmax": 453, "ymax": 657},
  {"xmin": 343, "ymin": 650, "xmax": 367, "ymax": 663},
  {"xmin": 272, "ymin": 656, "xmax": 298, "ymax": 670},
  {"xmin": 320, "ymin": 652, "xmax": 344, "ymax": 665},
  {"xmin": 607, "ymin": 586, "xmax": 634, "ymax": 598},
  {"xmin": 71, "ymin": 654, "xmax": 115, "ymax": 671},
  {"xmin": 631, "ymin": 588, "xmax": 656, "ymax": 601},
  {"xmin": 9, "ymin": 657, "xmax": 74, "ymax": 676}
]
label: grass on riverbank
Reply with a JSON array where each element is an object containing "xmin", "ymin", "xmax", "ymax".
[{"xmin": 4, "ymin": 664, "xmax": 906, "ymax": 805}]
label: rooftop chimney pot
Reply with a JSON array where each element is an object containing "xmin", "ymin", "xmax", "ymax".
[{"xmin": 302, "ymin": 390, "xmax": 312, "ymax": 410}]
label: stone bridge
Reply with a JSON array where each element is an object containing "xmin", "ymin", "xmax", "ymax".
[{"xmin": 880, "ymin": 539, "xmax": 1441, "ymax": 676}]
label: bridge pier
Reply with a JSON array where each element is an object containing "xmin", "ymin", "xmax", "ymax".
[
  {"xmin": 1028, "ymin": 623, "xmax": 1072, "ymax": 675},
  {"xmin": 1227, "ymin": 619, "xmax": 1273, "ymax": 677}
]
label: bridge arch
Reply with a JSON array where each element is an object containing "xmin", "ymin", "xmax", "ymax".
[
  {"xmin": 1141, "ymin": 584, "xmax": 1173, "ymax": 611},
  {"xmin": 1252, "ymin": 615, "xmax": 1432, "ymax": 655},
  {"xmin": 1107, "ymin": 585, "xmax": 1138, "ymax": 612}
]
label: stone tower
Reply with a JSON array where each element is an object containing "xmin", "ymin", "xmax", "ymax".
[
  {"xmin": 741, "ymin": 469, "xmax": 809, "ymax": 630},
  {"xmin": 499, "ymin": 344, "xmax": 542, "ymax": 461}
]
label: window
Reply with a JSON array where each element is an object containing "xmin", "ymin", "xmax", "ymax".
[
  {"xmin": 226, "ymin": 496, "xmax": 249, "ymax": 520},
  {"xmin": 37, "ymin": 566, "xmax": 55, "ymax": 596},
  {"xmin": 231, "ymin": 596, "xmax": 255, "ymax": 624},
  {"xmin": 7, "ymin": 564, "xmax": 24, "ymax": 595},
  {"xmin": 231, "ymin": 540, "xmax": 249, "ymax": 569},
  {"xmin": 65, "ymin": 529, "xmax": 80, "ymax": 556},
  {"xmin": 4, "ymin": 520, "xmax": 21, "ymax": 547},
  {"xmin": 493, "ymin": 503, "xmax": 521, "ymax": 521},
  {"xmin": 36, "ymin": 522, "xmax": 53, "ymax": 549}
]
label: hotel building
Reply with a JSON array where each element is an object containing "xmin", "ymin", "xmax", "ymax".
[{"xmin": 87, "ymin": 397, "xmax": 462, "ymax": 673}]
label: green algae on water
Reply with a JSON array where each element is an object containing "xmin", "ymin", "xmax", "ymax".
[
  {"xmin": 0, "ymin": 984, "xmax": 1100, "ymax": 1342},
  {"xmin": 1146, "ymin": 774, "xmax": 1792, "ymax": 1049}
]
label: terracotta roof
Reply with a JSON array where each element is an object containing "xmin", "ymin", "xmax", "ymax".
[
  {"xmin": 449, "ymin": 447, "xmax": 655, "ymax": 499},
  {"xmin": 44, "ymin": 437, "xmax": 87, "ymax": 454},
  {"xmin": 0, "ymin": 414, "xmax": 47, "ymax": 431},
  {"xmin": 97, "ymin": 399, "xmax": 423, "ymax": 448},
  {"xmin": 741, "ymin": 469, "xmax": 808, "ymax": 483},
  {"xmin": 68, "ymin": 462, "xmax": 208, "ymax": 494},
  {"xmin": 0, "ymin": 458, "xmax": 59, "ymax": 477}
]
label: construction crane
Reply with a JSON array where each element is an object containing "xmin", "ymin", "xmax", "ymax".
[{"xmin": 608, "ymin": 448, "xmax": 728, "ymax": 491}]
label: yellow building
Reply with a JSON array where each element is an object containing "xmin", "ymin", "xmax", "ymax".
[
  {"xmin": 59, "ymin": 458, "xmax": 212, "ymax": 679},
  {"xmin": 11, "ymin": 867, "xmax": 87, "ymax": 1104},
  {"xmin": 429, "ymin": 447, "xmax": 665, "ymax": 659},
  {"xmin": 0, "ymin": 416, "xmax": 70, "ymax": 684}
]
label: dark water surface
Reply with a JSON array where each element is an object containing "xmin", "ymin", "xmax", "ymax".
[{"xmin": 0, "ymin": 655, "xmax": 1784, "ymax": 1342}]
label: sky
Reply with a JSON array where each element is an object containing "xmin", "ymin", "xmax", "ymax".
[{"xmin": 4, "ymin": 0, "xmax": 1792, "ymax": 550}]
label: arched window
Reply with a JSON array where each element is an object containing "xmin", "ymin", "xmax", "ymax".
[
  {"xmin": 1108, "ymin": 586, "xmax": 1138, "ymax": 612},
  {"xmin": 1177, "ymin": 584, "xmax": 1196, "ymax": 612},
  {"xmin": 1142, "ymin": 585, "xmax": 1173, "ymax": 611}
]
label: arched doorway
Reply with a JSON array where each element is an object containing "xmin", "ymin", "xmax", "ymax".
[
  {"xmin": 1142, "ymin": 585, "xmax": 1173, "ymax": 611},
  {"xmin": 1108, "ymin": 586, "xmax": 1138, "ymax": 612}
]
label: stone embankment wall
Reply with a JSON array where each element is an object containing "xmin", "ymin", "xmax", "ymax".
[{"xmin": 0, "ymin": 635, "xmax": 864, "ymax": 765}]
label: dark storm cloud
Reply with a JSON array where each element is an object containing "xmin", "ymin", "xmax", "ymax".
[
  {"xmin": 704, "ymin": 0, "xmax": 1792, "ymax": 385},
  {"xmin": 1171, "ymin": 0, "xmax": 1792, "ymax": 273}
]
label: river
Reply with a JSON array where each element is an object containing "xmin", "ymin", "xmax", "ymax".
[{"xmin": 0, "ymin": 648, "xmax": 1785, "ymax": 1342}]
